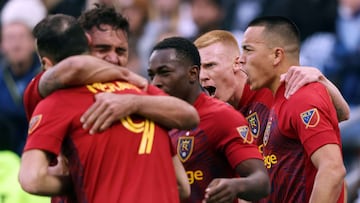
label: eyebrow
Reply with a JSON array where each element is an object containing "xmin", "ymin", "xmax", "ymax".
[{"xmin": 91, "ymin": 44, "xmax": 111, "ymax": 48}]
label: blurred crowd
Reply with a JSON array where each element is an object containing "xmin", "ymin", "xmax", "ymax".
[{"xmin": 0, "ymin": 0, "xmax": 359, "ymax": 202}]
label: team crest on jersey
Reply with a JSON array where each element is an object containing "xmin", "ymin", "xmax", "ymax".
[
  {"xmin": 246, "ymin": 112, "xmax": 260, "ymax": 138},
  {"xmin": 236, "ymin": 126, "xmax": 253, "ymax": 144},
  {"xmin": 300, "ymin": 108, "xmax": 320, "ymax": 128},
  {"xmin": 263, "ymin": 120, "xmax": 271, "ymax": 146},
  {"xmin": 28, "ymin": 114, "xmax": 42, "ymax": 134},
  {"xmin": 177, "ymin": 136, "xmax": 194, "ymax": 162}
]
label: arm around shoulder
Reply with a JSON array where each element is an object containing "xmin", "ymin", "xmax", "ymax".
[
  {"xmin": 318, "ymin": 75, "xmax": 350, "ymax": 122},
  {"xmin": 39, "ymin": 55, "xmax": 147, "ymax": 97}
]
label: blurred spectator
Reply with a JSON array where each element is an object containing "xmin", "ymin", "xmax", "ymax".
[
  {"xmin": 42, "ymin": 0, "xmax": 86, "ymax": 18},
  {"xmin": 0, "ymin": 0, "xmax": 45, "ymax": 155},
  {"xmin": 300, "ymin": 0, "xmax": 360, "ymax": 201},
  {"xmin": 115, "ymin": 0, "xmax": 151, "ymax": 77},
  {"xmin": 324, "ymin": 0, "xmax": 360, "ymax": 106},
  {"xmin": 260, "ymin": 0, "xmax": 338, "ymax": 42},
  {"xmin": 188, "ymin": 0, "xmax": 225, "ymax": 41},
  {"xmin": 86, "ymin": 0, "xmax": 113, "ymax": 9},
  {"xmin": 228, "ymin": 0, "xmax": 264, "ymax": 32},
  {"xmin": 115, "ymin": 0, "xmax": 196, "ymax": 77}
]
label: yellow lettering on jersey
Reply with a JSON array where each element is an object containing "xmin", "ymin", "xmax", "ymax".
[
  {"xmin": 186, "ymin": 170, "xmax": 203, "ymax": 184},
  {"xmin": 258, "ymin": 144, "xmax": 264, "ymax": 154},
  {"xmin": 121, "ymin": 116, "xmax": 155, "ymax": 154},
  {"xmin": 264, "ymin": 154, "xmax": 278, "ymax": 169},
  {"xmin": 86, "ymin": 82, "xmax": 141, "ymax": 93}
]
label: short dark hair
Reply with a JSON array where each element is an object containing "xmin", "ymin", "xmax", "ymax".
[
  {"xmin": 248, "ymin": 16, "xmax": 301, "ymax": 47},
  {"xmin": 33, "ymin": 14, "xmax": 89, "ymax": 63},
  {"xmin": 151, "ymin": 37, "xmax": 201, "ymax": 68},
  {"xmin": 78, "ymin": 4, "xmax": 129, "ymax": 36}
]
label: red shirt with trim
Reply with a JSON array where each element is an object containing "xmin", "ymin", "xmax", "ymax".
[
  {"xmin": 23, "ymin": 72, "xmax": 44, "ymax": 120},
  {"xmin": 170, "ymin": 92, "xmax": 263, "ymax": 203},
  {"xmin": 238, "ymin": 84, "xmax": 273, "ymax": 147},
  {"xmin": 259, "ymin": 82, "xmax": 344, "ymax": 203}
]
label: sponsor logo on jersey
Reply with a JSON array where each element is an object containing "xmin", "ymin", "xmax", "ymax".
[
  {"xmin": 178, "ymin": 136, "xmax": 194, "ymax": 162},
  {"xmin": 236, "ymin": 125, "xmax": 253, "ymax": 144},
  {"xmin": 28, "ymin": 114, "xmax": 42, "ymax": 134},
  {"xmin": 263, "ymin": 120, "xmax": 271, "ymax": 146},
  {"xmin": 264, "ymin": 153, "xmax": 278, "ymax": 168},
  {"xmin": 246, "ymin": 112, "xmax": 260, "ymax": 138},
  {"xmin": 300, "ymin": 108, "xmax": 320, "ymax": 128},
  {"xmin": 186, "ymin": 170, "xmax": 203, "ymax": 184}
]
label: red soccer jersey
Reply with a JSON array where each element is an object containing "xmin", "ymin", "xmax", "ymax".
[
  {"xmin": 23, "ymin": 72, "xmax": 44, "ymax": 120},
  {"xmin": 170, "ymin": 92, "xmax": 263, "ymax": 203},
  {"xmin": 259, "ymin": 82, "xmax": 344, "ymax": 203},
  {"xmin": 25, "ymin": 81, "xmax": 179, "ymax": 203},
  {"xmin": 238, "ymin": 84, "xmax": 273, "ymax": 148}
]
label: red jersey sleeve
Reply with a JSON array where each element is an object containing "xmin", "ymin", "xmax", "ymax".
[
  {"xmin": 25, "ymin": 92, "xmax": 71, "ymax": 156},
  {"xmin": 289, "ymin": 83, "xmax": 340, "ymax": 156},
  {"xmin": 211, "ymin": 104, "xmax": 263, "ymax": 169},
  {"xmin": 23, "ymin": 72, "xmax": 44, "ymax": 121}
]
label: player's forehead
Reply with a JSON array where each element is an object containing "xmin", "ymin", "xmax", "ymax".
[
  {"xmin": 149, "ymin": 49, "xmax": 180, "ymax": 69},
  {"xmin": 242, "ymin": 26, "xmax": 267, "ymax": 46},
  {"xmin": 89, "ymin": 25, "xmax": 128, "ymax": 45}
]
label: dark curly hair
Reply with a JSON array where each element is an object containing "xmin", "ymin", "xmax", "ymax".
[{"xmin": 78, "ymin": 4, "xmax": 129, "ymax": 36}]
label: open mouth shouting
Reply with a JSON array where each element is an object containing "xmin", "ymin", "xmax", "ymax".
[{"xmin": 203, "ymin": 86, "xmax": 216, "ymax": 97}]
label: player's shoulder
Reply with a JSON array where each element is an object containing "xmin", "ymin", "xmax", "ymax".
[
  {"xmin": 285, "ymin": 82, "xmax": 330, "ymax": 110},
  {"xmin": 291, "ymin": 82, "xmax": 327, "ymax": 99},
  {"xmin": 200, "ymin": 94, "xmax": 246, "ymax": 120}
]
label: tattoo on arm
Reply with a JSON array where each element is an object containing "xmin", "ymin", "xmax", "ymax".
[{"xmin": 39, "ymin": 71, "xmax": 64, "ymax": 97}]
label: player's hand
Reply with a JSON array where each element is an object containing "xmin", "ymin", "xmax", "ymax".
[
  {"xmin": 280, "ymin": 66, "xmax": 322, "ymax": 99},
  {"xmin": 80, "ymin": 92, "xmax": 137, "ymax": 134},
  {"xmin": 48, "ymin": 154, "xmax": 69, "ymax": 176},
  {"xmin": 202, "ymin": 178, "xmax": 238, "ymax": 203},
  {"xmin": 126, "ymin": 71, "xmax": 148, "ymax": 91}
]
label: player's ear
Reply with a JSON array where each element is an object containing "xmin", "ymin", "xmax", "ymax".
[
  {"xmin": 85, "ymin": 32, "xmax": 92, "ymax": 45},
  {"xmin": 273, "ymin": 47, "xmax": 284, "ymax": 66},
  {"xmin": 42, "ymin": 57, "xmax": 53, "ymax": 71},
  {"xmin": 189, "ymin": 65, "xmax": 199, "ymax": 83},
  {"xmin": 232, "ymin": 56, "xmax": 241, "ymax": 73}
]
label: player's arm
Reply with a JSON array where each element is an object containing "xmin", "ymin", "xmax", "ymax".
[
  {"xmin": 172, "ymin": 156, "xmax": 190, "ymax": 200},
  {"xmin": 39, "ymin": 55, "xmax": 148, "ymax": 97},
  {"xmin": 309, "ymin": 144, "xmax": 346, "ymax": 203},
  {"xmin": 281, "ymin": 66, "xmax": 350, "ymax": 122},
  {"xmin": 19, "ymin": 149, "xmax": 71, "ymax": 196},
  {"xmin": 81, "ymin": 92, "xmax": 200, "ymax": 134},
  {"xmin": 203, "ymin": 159, "xmax": 270, "ymax": 202}
]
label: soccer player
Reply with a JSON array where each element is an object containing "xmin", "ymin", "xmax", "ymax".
[
  {"xmin": 241, "ymin": 16, "xmax": 346, "ymax": 202},
  {"xmin": 148, "ymin": 36, "xmax": 270, "ymax": 203},
  {"xmin": 19, "ymin": 14, "xmax": 189, "ymax": 202},
  {"xmin": 194, "ymin": 30, "xmax": 350, "ymax": 149}
]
